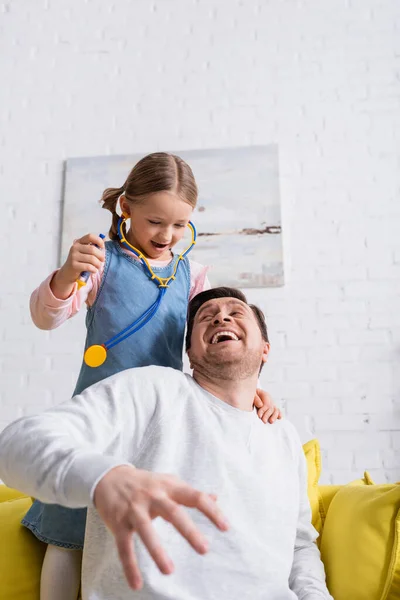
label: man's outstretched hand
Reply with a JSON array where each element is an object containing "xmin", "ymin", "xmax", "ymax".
[{"xmin": 93, "ymin": 466, "xmax": 229, "ymax": 590}]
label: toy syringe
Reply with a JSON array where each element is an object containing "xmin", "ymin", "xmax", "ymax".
[{"xmin": 76, "ymin": 234, "xmax": 105, "ymax": 289}]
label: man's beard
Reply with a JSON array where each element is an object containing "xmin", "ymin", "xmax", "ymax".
[{"xmin": 190, "ymin": 347, "xmax": 262, "ymax": 381}]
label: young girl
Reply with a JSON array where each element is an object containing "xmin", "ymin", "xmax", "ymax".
[{"xmin": 24, "ymin": 152, "xmax": 280, "ymax": 600}]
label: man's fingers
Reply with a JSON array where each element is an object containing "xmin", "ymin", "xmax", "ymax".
[
  {"xmin": 115, "ymin": 531, "xmax": 143, "ymax": 591},
  {"xmin": 135, "ymin": 518, "xmax": 174, "ymax": 575},
  {"xmin": 159, "ymin": 498, "xmax": 209, "ymax": 554},
  {"xmin": 170, "ymin": 483, "xmax": 229, "ymax": 531}
]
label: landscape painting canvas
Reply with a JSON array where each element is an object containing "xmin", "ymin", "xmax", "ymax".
[{"xmin": 61, "ymin": 145, "xmax": 284, "ymax": 288}]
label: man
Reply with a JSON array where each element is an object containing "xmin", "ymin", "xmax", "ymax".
[{"xmin": 0, "ymin": 287, "xmax": 332, "ymax": 600}]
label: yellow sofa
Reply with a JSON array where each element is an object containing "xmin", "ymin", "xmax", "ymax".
[{"xmin": 1, "ymin": 439, "xmax": 399, "ymax": 600}]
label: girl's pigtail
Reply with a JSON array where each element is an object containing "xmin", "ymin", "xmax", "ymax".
[{"xmin": 101, "ymin": 185, "xmax": 125, "ymax": 241}]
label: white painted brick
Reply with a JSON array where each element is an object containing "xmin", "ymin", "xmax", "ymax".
[
  {"xmin": 1, "ymin": 355, "xmax": 52, "ymax": 373},
  {"xmin": 315, "ymin": 432, "xmax": 338, "ymax": 451},
  {"xmin": 27, "ymin": 370, "xmax": 77, "ymax": 395},
  {"xmin": 368, "ymin": 414, "xmax": 400, "ymax": 432},
  {"xmin": 343, "ymin": 281, "xmax": 400, "ymax": 299},
  {"xmin": 285, "ymin": 398, "xmax": 340, "ymax": 416},
  {"xmin": 359, "ymin": 377, "xmax": 397, "ymax": 396},
  {"xmin": 312, "ymin": 381, "xmax": 360, "ymax": 399},
  {"xmin": 286, "ymin": 328, "xmax": 337, "ymax": 348},
  {"xmin": 332, "ymin": 431, "xmax": 390, "ymax": 451},
  {"xmin": 260, "ymin": 381, "xmax": 312, "ymax": 400},
  {"xmin": 269, "ymin": 347, "xmax": 308, "ymax": 365},
  {"xmin": 317, "ymin": 299, "xmax": 368, "ymax": 316},
  {"xmin": 324, "ymin": 450, "xmax": 355, "ymax": 471},
  {"xmin": 267, "ymin": 316, "xmax": 300, "ymax": 333},
  {"xmin": 306, "ymin": 346, "xmax": 360, "ymax": 363},
  {"xmin": 354, "ymin": 450, "xmax": 383, "ymax": 470},
  {"xmin": 392, "ymin": 434, "xmax": 400, "ymax": 452},
  {"xmin": 381, "ymin": 451, "xmax": 400, "ymax": 470},
  {"xmin": 368, "ymin": 264, "xmax": 400, "ymax": 280},
  {"xmin": 337, "ymin": 363, "xmax": 394, "ymax": 385},
  {"xmin": 298, "ymin": 245, "xmax": 342, "ymax": 267},
  {"xmin": 315, "ymin": 265, "xmax": 368, "ymax": 282},
  {"xmin": 21, "ymin": 392, "xmax": 55, "ymax": 416},
  {"xmin": 263, "ymin": 365, "xmax": 285, "ymax": 384},
  {"xmin": 307, "ymin": 312, "xmax": 369, "ymax": 330},
  {"xmin": 337, "ymin": 329, "xmax": 391, "ymax": 346},
  {"xmin": 359, "ymin": 345, "xmax": 395, "ymax": 362},
  {"xmin": 368, "ymin": 313, "xmax": 400, "ymax": 328},
  {"xmin": 267, "ymin": 330, "xmax": 287, "ymax": 349},
  {"xmin": 268, "ymin": 299, "xmax": 319, "ymax": 318},
  {"xmin": 384, "ymin": 469, "xmax": 400, "ymax": 484},
  {"xmin": 0, "ymin": 373, "xmax": 27, "ymax": 396},
  {"xmin": 342, "ymin": 396, "xmax": 394, "ymax": 414},
  {"xmin": 284, "ymin": 365, "xmax": 337, "ymax": 382},
  {"xmin": 314, "ymin": 414, "xmax": 369, "ymax": 432},
  {"xmin": 0, "ymin": 403, "xmax": 24, "ymax": 422},
  {"xmin": 288, "ymin": 283, "xmax": 344, "ymax": 302},
  {"xmin": 329, "ymin": 469, "xmax": 368, "ymax": 485},
  {"xmin": 389, "ymin": 328, "xmax": 400, "ymax": 344}
]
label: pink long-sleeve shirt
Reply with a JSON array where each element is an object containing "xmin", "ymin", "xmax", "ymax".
[{"xmin": 30, "ymin": 248, "xmax": 210, "ymax": 330}]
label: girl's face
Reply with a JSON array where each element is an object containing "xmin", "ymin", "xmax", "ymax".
[{"xmin": 120, "ymin": 192, "xmax": 194, "ymax": 260}]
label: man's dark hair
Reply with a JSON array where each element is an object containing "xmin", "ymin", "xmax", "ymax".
[{"xmin": 185, "ymin": 287, "xmax": 269, "ymax": 351}]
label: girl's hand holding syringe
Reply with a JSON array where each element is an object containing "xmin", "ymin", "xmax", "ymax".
[{"xmin": 50, "ymin": 234, "xmax": 106, "ymax": 300}]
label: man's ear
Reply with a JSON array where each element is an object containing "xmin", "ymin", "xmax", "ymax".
[
  {"xmin": 261, "ymin": 342, "xmax": 270, "ymax": 364},
  {"xmin": 119, "ymin": 195, "xmax": 131, "ymax": 217},
  {"xmin": 186, "ymin": 348, "xmax": 193, "ymax": 369}
]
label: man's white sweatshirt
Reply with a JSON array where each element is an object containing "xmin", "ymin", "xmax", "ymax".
[{"xmin": 0, "ymin": 366, "xmax": 332, "ymax": 600}]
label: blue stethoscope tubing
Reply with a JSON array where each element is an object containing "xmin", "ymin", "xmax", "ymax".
[{"xmin": 102, "ymin": 217, "xmax": 197, "ymax": 352}]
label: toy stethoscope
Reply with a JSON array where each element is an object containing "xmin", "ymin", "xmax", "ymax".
[{"xmin": 82, "ymin": 213, "xmax": 197, "ymax": 368}]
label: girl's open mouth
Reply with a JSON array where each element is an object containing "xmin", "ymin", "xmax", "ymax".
[{"xmin": 151, "ymin": 241, "xmax": 169, "ymax": 249}]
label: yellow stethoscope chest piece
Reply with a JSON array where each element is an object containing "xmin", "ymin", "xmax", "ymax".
[{"xmin": 84, "ymin": 344, "xmax": 107, "ymax": 368}]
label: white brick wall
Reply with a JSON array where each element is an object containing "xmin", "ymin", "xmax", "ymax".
[{"xmin": 1, "ymin": 0, "xmax": 399, "ymax": 484}]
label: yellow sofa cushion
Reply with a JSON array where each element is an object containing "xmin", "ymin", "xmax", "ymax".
[
  {"xmin": 320, "ymin": 481, "xmax": 400, "ymax": 600},
  {"xmin": 0, "ymin": 495, "xmax": 46, "ymax": 600},
  {"xmin": 318, "ymin": 471, "xmax": 374, "ymax": 546},
  {"xmin": 0, "ymin": 485, "xmax": 28, "ymax": 503},
  {"xmin": 303, "ymin": 439, "xmax": 324, "ymax": 535},
  {"xmin": 318, "ymin": 484, "xmax": 342, "ymax": 518}
]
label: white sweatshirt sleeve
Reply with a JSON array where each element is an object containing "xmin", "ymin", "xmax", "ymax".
[
  {"xmin": 289, "ymin": 438, "xmax": 333, "ymax": 600},
  {"xmin": 0, "ymin": 367, "xmax": 161, "ymax": 509}
]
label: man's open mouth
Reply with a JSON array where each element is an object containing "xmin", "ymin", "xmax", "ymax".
[{"xmin": 210, "ymin": 331, "xmax": 240, "ymax": 344}]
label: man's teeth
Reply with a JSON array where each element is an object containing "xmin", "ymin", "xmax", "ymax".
[{"xmin": 211, "ymin": 331, "xmax": 239, "ymax": 344}]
